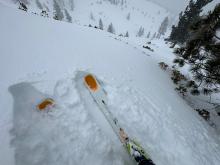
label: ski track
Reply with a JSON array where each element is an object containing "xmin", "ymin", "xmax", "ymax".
[
  {"xmin": 105, "ymin": 80, "xmax": 220, "ymax": 165},
  {"xmin": 1, "ymin": 1, "xmax": 220, "ymax": 165},
  {"xmin": 7, "ymin": 71, "xmax": 220, "ymax": 165},
  {"xmin": 8, "ymin": 73, "xmax": 130, "ymax": 165}
]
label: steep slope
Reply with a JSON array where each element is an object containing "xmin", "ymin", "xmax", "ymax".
[
  {"xmin": 0, "ymin": 3, "xmax": 220, "ymax": 165},
  {"xmin": 3, "ymin": 0, "xmax": 172, "ymax": 39}
]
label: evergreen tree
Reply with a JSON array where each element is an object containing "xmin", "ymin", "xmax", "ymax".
[
  {"xmin": 174, "ymin": 4, "xmax": 220, "ymax": 94},
  {"xmin": 169, "ymin": 0, "xmax": 213, "ymax": 44},
  {"xmin": 18, "ymin": 1, "xmax": 28, "ymax": 11},
  {"xmin": 36, "ymin": 0, "xmax": 43, "ymax": 10},
  {"xmin": 107, "ymin": 23, "xmax": 115, "ymax": 34},
  {"xmin": 137, "ymin": 26, "xmax": 144, "ymax": 37},
  {"xmin": 156, "ymin": 33, "xmax": 160, "ymax": 39},
  {"xmin": 126, "ymin": 13, "xmax": 130, "ymax": 20},
  {"xmin": 65, "ymin": 9, "xmax": 72, "ymax": 23},
  {"xmin": 90, "ymin": 12, "xmax": 95, "ymax": 21},
  {"xmin": 147, "ymin": 32, "xmax": 151, "ymax": 38},
  {"xmin": 19, "ymin": 0, "xmax": 28, "ymax": 4},
  {"xmin": 69, "ymin": 0, "xmax": 74, "ymax": 11},
  {"xmin": 99, "ymin": 18, "xmax": 104, "ymax": 30},
  {"xmin": 158, "ymin": 17, "xmax": 169, "ymax": 38},
  {"xmin": 121, "ymin": 0, "xmax": 125, "ymax": 6},
  {"xmin": 53, "ymin": 0, "xmax": 64, "ymax": 21},
  {"xmin": 152, "ymin": 32, "xmax": 156, "ymax": 39},
  {"xmin": 125, "ymin": 31, "xmax": 129, "ymax": 37}
]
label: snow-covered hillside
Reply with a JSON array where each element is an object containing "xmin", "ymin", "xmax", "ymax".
[
  {"xmin": 0, "ymin": 1, "xmax": 220, "ymax": 165},
  {"xmin": 2, "ymin": 0, "xmax": 172, "ymax": 39}
]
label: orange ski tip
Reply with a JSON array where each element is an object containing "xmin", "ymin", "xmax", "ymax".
[
  {"xmin": 84, "ymin": 74, "xmax": 99, "ymax": 91},
  {"xmin": 37, "ymin": 98, "xmax": 55, "ymax": 111}
]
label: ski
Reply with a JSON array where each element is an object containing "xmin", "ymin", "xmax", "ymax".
[{"xmin": 84, "ymin": 73, "xmax": 155, "ymax": 165}]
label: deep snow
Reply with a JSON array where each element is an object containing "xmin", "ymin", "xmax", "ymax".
[{"xmin": 0, "ymin": 2, "xmax": 220, "ymax": 165}]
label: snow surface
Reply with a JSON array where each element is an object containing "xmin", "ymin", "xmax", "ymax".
[
  {"xmin": 0, "ymin": 2, "xmax": 220, "ymax": 165},
  {"xmin": 2, "ymin": 0, "xmax": 172, "ymax": 39}
]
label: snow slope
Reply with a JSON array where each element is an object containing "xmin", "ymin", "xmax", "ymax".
[
  {"xmin": 0, "ymin": 2, "xmax": 220, "ymax": 165},
  {"xmin": 3, "ymin": 0, "xmax": 172, "ymax": 39}
]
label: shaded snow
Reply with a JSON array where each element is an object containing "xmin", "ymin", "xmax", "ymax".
[
  {"xmin": 8, "ymin": 80, "xmax": 130, "ymax": 165},
  {"xmin": 7, "ymin": 71, "xmax": 220, "ymax": 165},
  {"xmin": 0, "ymin": 2, "xmax": 220, "ymax": 165}
]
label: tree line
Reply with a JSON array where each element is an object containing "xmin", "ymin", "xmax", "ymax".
[{"xmin": 168, "ymin": 0, "xmax": 220, "ymax": 96}]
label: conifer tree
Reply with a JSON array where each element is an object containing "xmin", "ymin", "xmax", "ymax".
[
  {"xmin": 137, "ymin": 26, "xmax": 144, "ymax": 37},
  {"xmin": 147, "ymin": 32, "xmax": 151, "ymax": 38},
  {"xmin": 126, "ymin": 13, "xmax": 130, "ymax": 20},
  {"xmin": 90, "ymin": 12, "xmax": 95, "ymax": 21},
  {"xmin": 169, "ymin": 0, "xmax": 212, "ymax": 44},
  {"xmin": 18, "ymin": 0, "xmax": 28, "ymax": 11},
  {"xmin": 158, "ymin": 17, "xmax": 169, "ymax": 38},
  {"xmin": 99, "ymin": 18, "xmax": 104, "ymax": 30},
  {"xmin": 174, "ymin": 4, "xmax": 220, "ymax": 94},
  {"xmin": 36, "ymin": 0, "xmax": 43, "ymax": 10},
  {"xmin": 19, "ymin": 0, "xmax": 28, "ymax": 4},
  {"xmin": 107, "ymin": 23, "xmax": 115, "ymax": 34},
  {"xmin": 53, "ymin": 0, "xmax": 64, "ymax": 21},
  {"xmin": 125, "ymin": 31, "xmax": 129, "ymax": 37},
  {"xmin": 152, "ymin": 32, "xmax": 156, "ymax": 39},
  {"xmin": 65, "ymin": 9, "xmax": 72, "ymax": 23},
  {"xmin": 69, "ymin": 0, "xmax": 74, "ymax": 11}
]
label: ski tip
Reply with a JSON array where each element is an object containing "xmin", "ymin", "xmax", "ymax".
[
  {"xmin": 84, "ymin": 74, "xmax": 99, "ymax": 92},
  {"xmin": 37, "ymin": 98, "xmax": 55, "ymax": 111}
]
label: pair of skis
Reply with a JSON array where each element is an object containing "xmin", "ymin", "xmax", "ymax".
[{"xmin": 83, "ymin": 74, "xmax": 155, "ymax": 165}]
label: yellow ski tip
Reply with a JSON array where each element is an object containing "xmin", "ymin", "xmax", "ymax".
[
  {"xmin": 84, "ymin": 74, "xmax": 99, "ymax": 92},
  {"xmin": 37, "ymin": 98, "xmax": 55, "ymax": 111}
]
